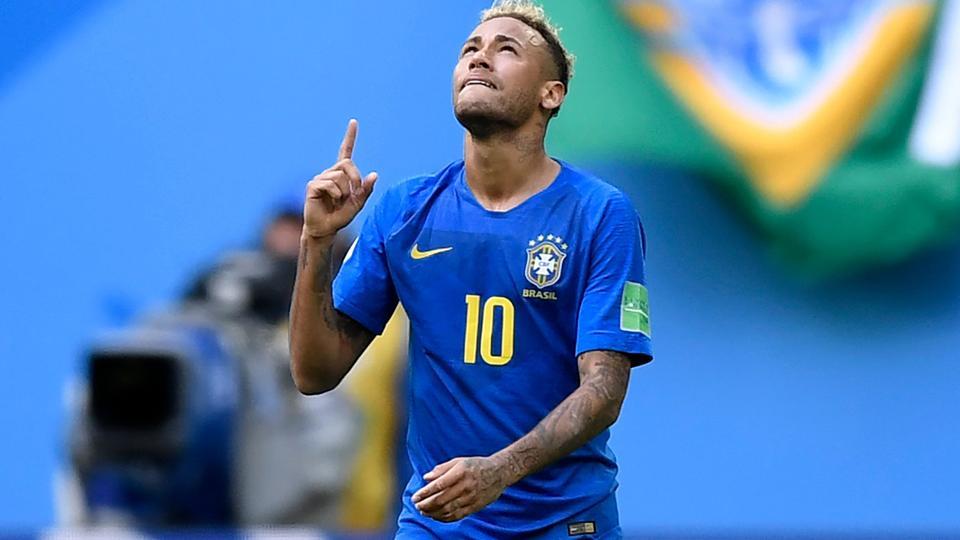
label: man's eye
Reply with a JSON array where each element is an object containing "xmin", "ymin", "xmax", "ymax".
[
  {"xmin": 462, "ymin": 46, "xmax": 478, "ymax": 56},
  {"xmin": 501, "ymin": 46, "xmax": 517, "ymax": 54}
]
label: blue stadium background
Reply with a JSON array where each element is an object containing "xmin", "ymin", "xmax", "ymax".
[{"xmin": 1, "ymin": 0, "xmax": 959, "ymax": 534}]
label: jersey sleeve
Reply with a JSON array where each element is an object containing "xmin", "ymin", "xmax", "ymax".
[
  {"xmin": 332, "ymin": 196, "xmax": 399, "ymax": 335},
  {"xmin": 575, "ymin": 192, "xmax": 653, "ymax": 366}
]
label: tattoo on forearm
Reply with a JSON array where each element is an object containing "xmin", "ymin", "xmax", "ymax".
[
  {"xmin": 464, "ymin": 457, "xmax": 503, "ymax": 494},
  {"xmin": 496, "ymin": 350, "xmax": 631, "ymax": 485},
  {"xmin": 301, "ymin": 241, "xmax": 367, "ymax": 347}
]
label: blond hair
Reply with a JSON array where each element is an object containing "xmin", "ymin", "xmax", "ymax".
[{"xmin": 480, "ymin": 0, "xmax": 574, "ymax": 116}]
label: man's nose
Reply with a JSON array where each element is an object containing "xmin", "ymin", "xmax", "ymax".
[{"xmin": 468, "ymin": 48, "xmax": 492, "ymax": 71}]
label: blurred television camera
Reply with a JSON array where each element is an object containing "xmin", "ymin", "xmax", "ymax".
[{"xmin": 58, "ymin": 209, "xmax": 361, "ymax": 527}]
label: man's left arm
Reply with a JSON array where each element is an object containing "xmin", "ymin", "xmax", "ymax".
[{"xmin": 412, "ymin": 349, "xmax": 635, "ymax": 522}]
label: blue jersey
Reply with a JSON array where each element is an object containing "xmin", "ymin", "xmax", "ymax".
[{"xmin": 333, "ymin": 159, "xmax": 652, "ymax": 538}]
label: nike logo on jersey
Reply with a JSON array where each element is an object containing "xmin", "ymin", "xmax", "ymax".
[{"xmin": 410, "ymin": 243, "xmax": 453, "ymax": 260}]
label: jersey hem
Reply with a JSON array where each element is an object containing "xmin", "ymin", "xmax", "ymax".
[
  {"xmin": 332, "ymin": 294, "xmax": 388, "ymax": 335},
  {"xmin": 576, "ymin": 333, "xmax": 654, "ymax": 367}
]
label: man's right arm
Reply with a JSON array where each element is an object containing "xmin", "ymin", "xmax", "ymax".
[
  {"xmin": 289, "ymin": 235, "xmax": 373, "ymax": 394},
  {"xmin": 288, "ymin": 119, "xmax": 378, "ymax": 394}
]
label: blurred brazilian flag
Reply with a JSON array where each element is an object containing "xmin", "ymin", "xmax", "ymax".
[{"xmin": 544, "ymin": 0, "xmax": 960, "ymax": 277}]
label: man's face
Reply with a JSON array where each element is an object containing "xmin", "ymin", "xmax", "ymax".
[{"xmin": 452, "ymin": 17, "xmax": 559, "ymax": 137}]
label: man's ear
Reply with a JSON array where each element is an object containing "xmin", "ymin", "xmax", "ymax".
[{"xmin": 541, "ymin": 81, "xmax": 566, "ymax": 113}]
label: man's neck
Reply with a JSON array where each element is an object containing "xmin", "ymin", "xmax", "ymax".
[{"xmin": 463, "ymin": 128, "xmax": 560, "ymax": 212}]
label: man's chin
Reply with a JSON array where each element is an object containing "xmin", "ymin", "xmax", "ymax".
[{"xmin": 455, "ymin": 104, "xmax": 513, "ymax": 138}]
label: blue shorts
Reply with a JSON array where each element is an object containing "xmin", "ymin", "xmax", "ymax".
[{"xmin": 395, "ymin": 490, "xmax": 621, "ymax": 540}]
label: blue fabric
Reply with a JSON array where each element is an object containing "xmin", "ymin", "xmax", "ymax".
[
  {"xmin": 333, "ymin": 160, "xmax": 652, "ymax": 537},
  {"xmin": 396, "ymin": 491, "xmax": 622, "ymax": 539}
]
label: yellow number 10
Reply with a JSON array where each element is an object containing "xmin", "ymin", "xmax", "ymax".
[{"xmin": 463, "ymin": 295, "xmax": 515, "ymax": 366}]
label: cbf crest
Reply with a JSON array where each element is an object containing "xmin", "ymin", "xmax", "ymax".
[{"xmin": 525, "ymin": 234, "xmax": 568, "ymax": 289}]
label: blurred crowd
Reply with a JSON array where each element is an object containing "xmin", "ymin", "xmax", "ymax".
[{"xmin": 58, "ymin": 205, "xmax": 409, "ymax": 533}]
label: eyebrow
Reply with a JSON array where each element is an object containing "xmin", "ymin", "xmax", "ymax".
[{"xmin": 463, "ymin": 34, "xmax": 526, "ymax": 48}]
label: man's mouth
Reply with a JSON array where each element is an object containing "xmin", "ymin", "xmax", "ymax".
[{"xmin": 462, "ymin": 79, "xmax": 496, "ymax": 90}]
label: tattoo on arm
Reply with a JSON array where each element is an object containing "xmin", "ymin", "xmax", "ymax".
[
  {"xmin": 493, "ymin": 350, "xmax": 632, "ymax": 486},
  {"xmin": 301, "ymin": 240, "xmax": 370, "ymax": 353}
]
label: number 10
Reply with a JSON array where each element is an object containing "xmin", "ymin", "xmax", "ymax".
[{"xmin": 463, "ymin": 295, "xmax": 515, "ymax": 365}]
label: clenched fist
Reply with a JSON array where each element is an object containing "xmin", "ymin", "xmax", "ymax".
[{"xmin": 303, "ymin": 119, "xmax": 378, "ymax": 240}]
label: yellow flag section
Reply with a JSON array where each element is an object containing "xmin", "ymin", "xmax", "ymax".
[
  {"xmin": 338, "ymin": 307, "xmax": 408, "ymax": 530},
  {"xmin": 624, "ymin": 1, "xmax": 935, "ymax": 206}
]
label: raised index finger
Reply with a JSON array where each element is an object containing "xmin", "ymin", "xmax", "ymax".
[{"xmin": 338, "ymin": 119, "xmax": 358, "ymax": 161}]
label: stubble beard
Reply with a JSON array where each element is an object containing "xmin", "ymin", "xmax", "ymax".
[{"xmin": 454, "ymin": 91, "xmax": 537, "ymax": 141}]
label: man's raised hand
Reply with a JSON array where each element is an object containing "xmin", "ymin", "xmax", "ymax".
[{"xmin": 303, "ymin": 119, "xmax": 378, "ymax": 240}]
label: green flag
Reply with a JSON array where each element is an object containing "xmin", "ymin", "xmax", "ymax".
[{"xmin": 544, "ymin": 0, "xmax": 960, "ymax": 277}]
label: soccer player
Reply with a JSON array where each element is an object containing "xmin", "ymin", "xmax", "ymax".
[{"xmin": 289, "ymin": 1, "xmax": 652, "ymax": 538}]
